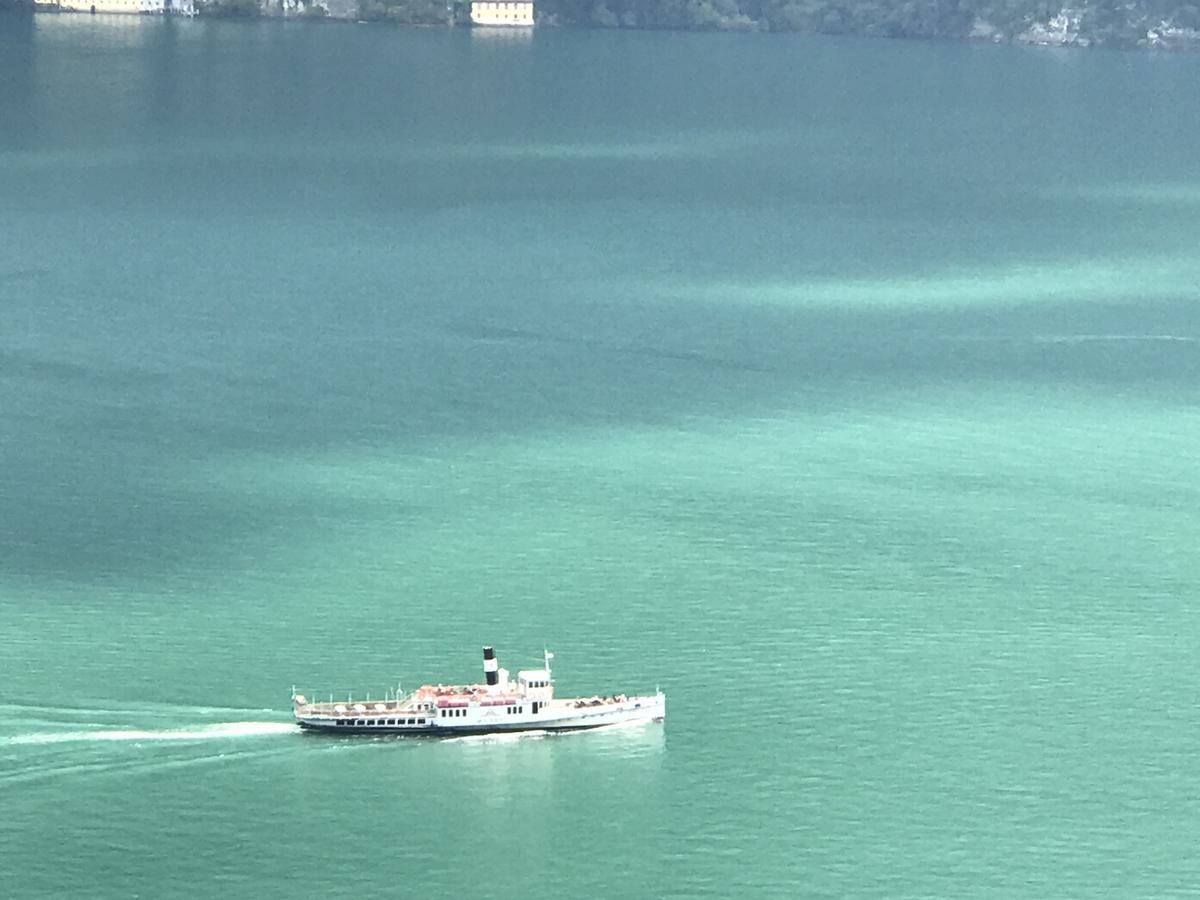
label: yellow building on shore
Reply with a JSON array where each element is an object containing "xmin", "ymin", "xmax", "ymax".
[{"xmin": 470, "ymin": 1, "xmax": 534, "ymax": 26}]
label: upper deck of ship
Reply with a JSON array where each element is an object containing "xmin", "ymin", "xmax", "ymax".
[{"xmin": 293, "ymin": 647, "xmax": 559, "ymax": 718}]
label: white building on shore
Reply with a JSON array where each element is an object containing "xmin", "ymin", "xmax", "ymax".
[
  {"xmin": 470, "ymin": 1, "xmax": 534, "ymax": 27},
  {"xmin": 33, "ymin": 0, "xmax": 195, "ymax": 14}
]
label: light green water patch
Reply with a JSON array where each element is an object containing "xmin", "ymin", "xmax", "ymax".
[
  {"xmin": 171, "ymin": 382, "xmax": 1200, "ymax": 635},
  {"xmin": 186, "ymin": 379, "xmax": 1200, "ymax": 529},
  {"xmin": 660, "ymin": 255, "xmax": 1200, "ymax": 311},
  {"xmin": 6, "ymin": 378, "xmax": 1195, "ymax": 630}
]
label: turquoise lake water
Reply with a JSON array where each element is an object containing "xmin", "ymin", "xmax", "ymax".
[{"xmin": 2, "ymin": 13, "xmax": 1200, "ymax": 896}]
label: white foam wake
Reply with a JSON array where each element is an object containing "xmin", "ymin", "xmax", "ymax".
[
  {"xmin": 5, "ymin": 721, "xmax": 297, "ymax": 746},
  {"xmin": 442, "ymin": 730, "xmax": 550, "ymax": 744}
]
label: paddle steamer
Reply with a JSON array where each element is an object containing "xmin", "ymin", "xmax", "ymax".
[{"xmin": 292, "ymin": 647, "xmax": 665, "ymax": 735}]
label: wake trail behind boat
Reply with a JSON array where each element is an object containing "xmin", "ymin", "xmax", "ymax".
[
  {"xmin": 0, "ymin": 700, "xmax": 277, "ymax": 718},
  {"xmin": 5, "ymin": 721, "xmax": 297, "ymax": 746}
]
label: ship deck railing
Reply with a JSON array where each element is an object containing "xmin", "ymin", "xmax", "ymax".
[
  {"xmin": 298, "ymin": 700, "xmax": 421, "ymax": 716},
  {"xmin": 296, "ymin": 682, "xmax": 524, "ymax": 712}
]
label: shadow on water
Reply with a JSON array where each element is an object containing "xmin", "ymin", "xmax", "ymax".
[{"xmin": 0, "ymin": 10, "xmax": 36, "ymax": 153}]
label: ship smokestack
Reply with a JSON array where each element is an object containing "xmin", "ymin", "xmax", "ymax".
[{"xmin": 482, "ymin": 645, "xmax": 499, "ymax": 687}]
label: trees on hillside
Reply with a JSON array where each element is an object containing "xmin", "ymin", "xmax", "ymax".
[
  {"xmin": 537, "ymin": 0, "xmax": 1200, "ymax": 45},
  {"xmin": 356, "ymin": 0, "xmax": 451, "ymax": 21}
]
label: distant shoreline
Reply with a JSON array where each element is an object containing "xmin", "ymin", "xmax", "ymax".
[{"xmin": 6, "ymin": 2, "xmax": 1200, "ymax": 53}]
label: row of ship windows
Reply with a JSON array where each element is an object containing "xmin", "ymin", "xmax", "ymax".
[{"xmin": 435, "ymin": 706, "xmax": 526, "ymax": 717}]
